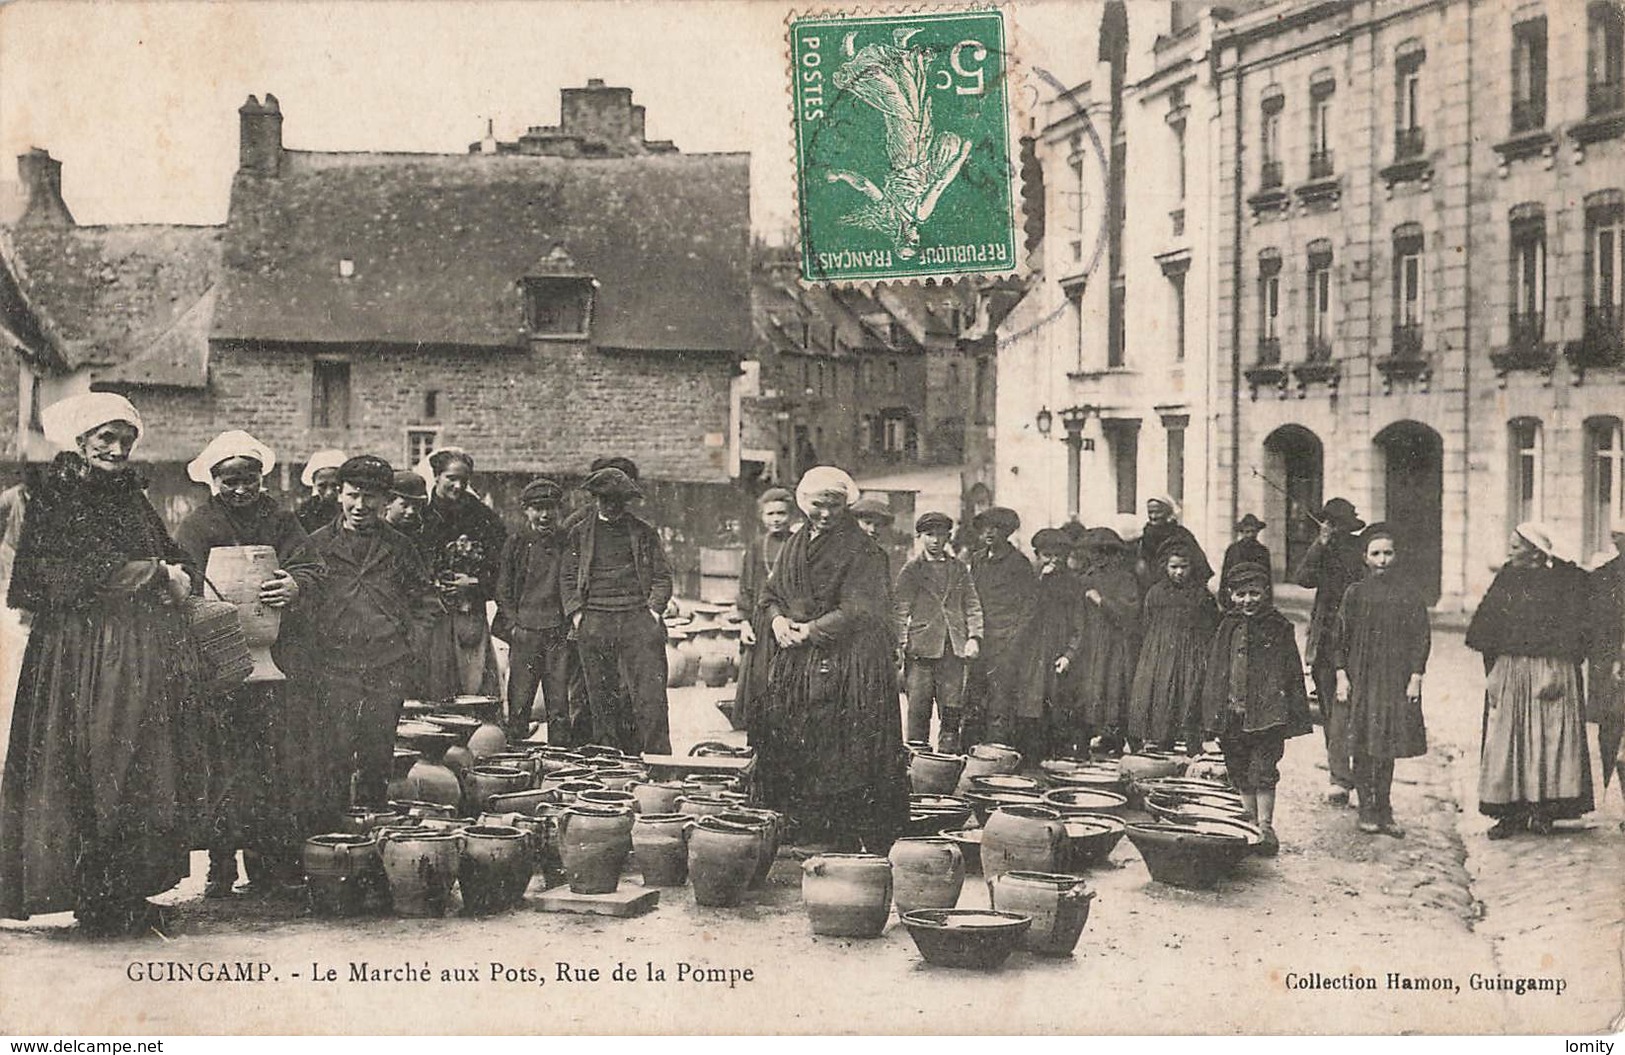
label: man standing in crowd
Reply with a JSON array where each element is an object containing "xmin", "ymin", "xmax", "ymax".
[
  {"xmin": 563, "ymin": 467, "xmax": 674, "ymax": 755},
  {"xmin": 894, "ymin": 512, "xmax": 982, "ymax": 752},
  {"xmin": 964, "ymin": 506, "xmax": 1036, "ymax": 748},
  {"xmin": 1294, "ymin": 497, "xmax": 1368, "ymax": 806},
  {"xmin": 382, "ymin": 470, "xmax": 428, "ymax": 548},
  {"xmin": 495, "ymin": 477, "xmax": 587, "ymax": 746},
  {"xmin": 307, "ymin": 455, "xmax": 442, "ymax": 818}
]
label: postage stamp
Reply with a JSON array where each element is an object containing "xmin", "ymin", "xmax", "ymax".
[{"xmin": 790, "ymin": 8, "xmax": 1018, "ymax": 284}]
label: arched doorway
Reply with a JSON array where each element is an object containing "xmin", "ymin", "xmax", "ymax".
[
  {"xmin": 1375, "ymin": 421, "xmax": 1443, "ymax": 605},
  {"xmin": 1262, "ymin": 425, "xmax": 1324, "ymax": 580}
]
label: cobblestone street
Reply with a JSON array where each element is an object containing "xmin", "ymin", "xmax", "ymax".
[{"xmin": 1, "ymin": 617, "xmax": 1618, "ymax": 1035}]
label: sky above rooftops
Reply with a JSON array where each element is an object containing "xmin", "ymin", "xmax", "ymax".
[{"xmin": 0, "ymin": 0, "xmax": 1094, "ymax": 242}]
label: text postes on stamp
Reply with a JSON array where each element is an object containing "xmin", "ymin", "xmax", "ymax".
[{"xmin": 791, "ymin": 8, "xmax": 1016, "ymax": 284}]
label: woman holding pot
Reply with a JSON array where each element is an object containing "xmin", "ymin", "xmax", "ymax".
[
  {"xmin": 174, "ymin": 430, "xmax": 328, "ymax": 897},
  {"xmin": 757, "ymin": 466, "xmax": 907, "ymax": 854},
  {"xmin": 1, "ymin": 394, "xmax": 200, "ymax": 935}
]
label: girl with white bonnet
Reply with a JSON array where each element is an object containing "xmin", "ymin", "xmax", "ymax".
[
  {"xmin": 1, "ymin": 392, "xmax": 199, "ymax": 936},
  {"xmin": 294, "ymin": 448, "xmax": 348, "ymax": 534},
  {"xmin": 1466, "ymin": 521, "xmax": 1594, "ymax": 838},
  {"xmin": 174, "ymin": 430, "xmax": 329, "ymax": 898},
  {"xmin": 756, "ymin": 466, "xmax": 907, "ymax": 853}
]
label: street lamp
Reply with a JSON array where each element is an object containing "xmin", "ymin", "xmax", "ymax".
[{"xmin": 1035, "ymin": 405, "xmax": 1053, "ymax": 437}]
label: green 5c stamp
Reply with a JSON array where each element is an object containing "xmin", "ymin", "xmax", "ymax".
[{"xmin": 791, "ymin": 8, "xmax": 1017, "ymax": 283}]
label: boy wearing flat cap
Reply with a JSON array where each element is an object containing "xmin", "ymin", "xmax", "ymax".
[
  {"xmin": 307, "ymin": 456, "xmax": 444, "ymax": 815},
  {"xmin": 894, "ymin": 512, "xmax": 983, "ymax": 751},
  {"xmin": 495, "ymin": 478, "xmax": 587, "ymax": 746},
  {"xmin": 965, "ymin": 506, "xmax": 1038, "ymax": 747},
  {"xmin": 562, "ymin": 467, "xmax": 674, "ymax": 755}
]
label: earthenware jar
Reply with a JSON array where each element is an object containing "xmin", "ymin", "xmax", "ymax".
[
  {"xmin": 378, "ymin": 829, "xmax": 462, "ymax": 917},
  {"xmin": 204, "ymin": 545, "xmax": 284, "ymax": 682},
  {"xmin": 980, "ymin": 804, "xmax": 1068, "ymax": 883},
  {"xmin": 555, "ymin": 803, "xmax": 633, "ymax": 895},
  {"xmin": 399, "ymin": 735, "xmax": 462, "ymax": 807},
  {"xmin": 303, "ymin": 834, "xmax": 382, "ymax": 917},
  {"xmin": 801, "ymin": 853, "xmax": 892, "ymax": 938},
  {"xmin": 482, "ymin": 752, "xmax": 541, "ymax": 782},
  {"xmin": 462, "ymin": 765, "xmax": 531, "ymax": 814},
  {"xmin": 467, "ymin": 720, "xmax": 507, "ymax": 761},
  {"xmin": 990, "ymin": 870, "xmax": 1095, "ymax": 956},
  {"xmin": 384, "ymin": 748, "xmax": 421, "ymax": 803},
  {"xmin": 674, "ymin": 794, "xmax": 736, "ymax": 819},
  {"xmin": 887, "ymin": 836, "xmax": 966, "ymax": 913},
  {"xmin": 683, "ymin": 773, "xmax": 743, "ymax": 796},
  {"xmin": 665, "ymin": 635, "xmax": 689, "ymax": 688},
  {"xmin": 909, "ymin": 751, "xmax": 968, "ymax": 796},
  {"xmin": 576, "ymin": 788, "xmax": 639, "ymax": 814},
  {"xmin": 631, "ymin": 813, "xmax": 694, "ymax": 886},
  {"xmin": 486, "ymin": 788, "xmax": 555, "ymax": 817},
  {"xmin": 715, "ymin": 808, "xmax": 778, "ymax": 888},
  {"xmin": 628, "ymin": 780, "xmax": 687, "ymax": 815},
  {"xmin": 1119, "ymin": 751, "xmax": 1182, "ymax": 783},
  {"xmin": 955, "ymin": 742, "xmax": 1023, "ymax": 793},
  {"xmin": 458, "ymin": 825, "xmax": 533, "ymax": 914},
  {"xmin": 532, "ymin": 747, "xmax": 586, "ymax": 776},
  {"xmin": 687, "ymin": 816, "xmax": 762, "ymax": 907},
  {"xmin": 592, "ymin": 766, "xmax": 647, "ymax": 793},
  {"xmin": 554, "ymin": 778, "xmax": 607, "ymax": 804}
]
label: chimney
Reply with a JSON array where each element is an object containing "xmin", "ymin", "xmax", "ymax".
[
  {"xmin": 238, "ymin": 93, "xmax": 284, "ymax": 176},
  {"xmin": 16, "ymin": 148, "xmax": 74, "ymax": 227}
]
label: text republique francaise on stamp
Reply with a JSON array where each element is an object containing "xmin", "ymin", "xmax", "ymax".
[{"xmin": 790, "ymin": 8, "xmax": 1019, "ymax": 284}]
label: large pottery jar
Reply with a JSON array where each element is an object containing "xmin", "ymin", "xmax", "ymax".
[
  {"xmin": 379, "ymin": 830, "xmax": 462, "ymax": 917},
  {"xmin": 592, "ymin": 767, "xmax": 647, "ymax": 793},
  {"xmin": 577, "ymin": 789, "xmax": 639, "ymax": 813},
  {"xmin": 887, "ymin": 837, "xmax": 966, "ymax": 913},
  {"xmin": 631, "ymin": 813, "xmax": 694, "ymax": 886},
  {"xmin": 716, "ymin": 808, "xmax": 779, "ymax": 888},
  {"xmin": 463, "ymin": 765, "xmax": 531, "ymax": 815},
  {"xmin": 204, "ymin": 544, "xmax": 284, "ymax": 682},
  {"xmin": 687, "ymin": 816, "xmax": 762, "ymax": 907},
  {"xmin": 665, "ymin": 635, "xmax": 689, "ymax": 688},
  {"xmin": 674, "ymin": 794, "xmax": 736, "ymax": 820},
  {"xmin": 467, "ymin": 719, "xmax": 508, "ymax": 761},
  {"xmin": 533, "ymin": 747, "xmax": 586, "ymax": 776},
  {"xmin": 910, "ymin": 752, "xmax": 968, "ymax": 795},
  {"xmin": 396, "ymin": 730, "xmax": 462, "ymax": 807},
  {"xmin": 556, "ymin": 804, "xmax": 634, "ymax": 895},
  {"xmin": 802, "ymin": 854, "xmax": 892, "ymax": 938},
  {"xmin": 628, "ymin": 780, "xmax": 687, "ymax": 815},
  {"xmin": 385, "ymin": 748, "xmax": 421, "ymax": 803},
  {"xmin": 459, "ymin": 825, "xmax": 533, "ymax": 914},
  {"xmin": 990, "ymin": 871, "xmax": 1095, "ymax": 957},
  {"xmin": 303, "ymin": 834, "xmax": 382, "ymax": 917},
  {"xmin": 955, "ymin": 743, "xmax": 1023, "ymax": 794},
  {"xmin": 980, "ymin": 804, "xmax": 1068, "ymax": 883},
  {"xmin": 483, "ymin": 752, "xmax": 542, "ymax": 782}
]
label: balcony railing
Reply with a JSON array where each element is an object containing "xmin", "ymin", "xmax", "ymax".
[
  {"xmin": 1589, "ymin": 78, "xmax": 1625, "ymax": 118},
  {"xmin": 1509, "ymin": 310, "xmax": 1545, "ymax": 349},
  {"xmin": 1392, "ymin": 322, "xmax": 1424, "ymax": 360},
  {"xmin": 1306, "ymin": 336, "xmax": 1333, "ymax": 363},
  {"xmin": 1308, "ymin": 149, "xmax": 1335, "ymax": 179},
  {"xmin": 1257, "ymin": 335, "xmax": 1282, "ymax": 364},
  {"xmin": 1259, "ymin": 160, "xmax": 1283, "ymax": 190},
  {"xmin": 1511, "ymin": 97, "xmax": 1547, "ymax": 134},
  {"xmin": 1587, "ymin": 303, "xmax": 1621, "ymax": 341},
  {"xmin": 1395, "ymin": 126, "xmax": 1425, "ymax": 159}
]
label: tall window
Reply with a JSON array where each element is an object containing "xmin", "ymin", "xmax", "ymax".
[
  {"xmin": 1588, "ymin": 191, "xmax": 1624, "ymax": 314},
  {"xmin": 1589, "ymin": 1, "xmax": 1625, "ymax": 116},
  {"xmin": 1164, "ymin": 417, "xmax": 1187, "ymax": 505},
  {"xmin": 1585, "ymin": 417, "xmax": 1624, "ymax": 561},
  {"xmin": 1511, "ymin": 17, "xmax": 1548, "ymax": 133},
  {"xmin": 889, "ymin": 360, "xmax": 901, "ymax": 391},
  {"xmin": 1108, "ymin": 279, "xmax": 1126, "ymax": 368},
  {"xmin": 1509, "ymin": 418, "xmax": 1544, "ymax": 528},
  {"xmin": 973, "ymin": 357, "xmax": 993, "ymax": 424},
  {"xmin": 1510, "ymin": 205, "xmax": 1546, "ymax": 346},
  {"xmin": 1106, "ymin": 420, "xmax": 1139, "ymax": 515},
  {"xmin": 311, "ymin": 359, "xmax": 351, "ymax": 429},
  {"xmin": 857, "ymin": 414, "xmax": 873, "ymax": 453},
  {"xmin": 1261, "ymin": 90, "xmax": 1284, "ymax": 187},
  {"xmin": 1394, "ymin": 40, "xmax": 1426, "ymax": 158},
  {"xmin": 1172, "ymin": 119, "xmax": 1187, "ymax": 202},
  {"xmin": 1170, "ymin": 271, "xmax": 1187, "ymax": 363},
  {"xmin": 406, "ymin": 427, "xmax": 438, "ymax": 469},
  {"xmin": 1309, "ymin": 73, "xmax": 1335, "ymax": 178},
  {"xmin": 1258, "ymin": 251, "xmax": 1282, "ymax": 362},
  {"xmin": 1307, "ymin": 241, "xmax": 1333, "ymax": 360}
]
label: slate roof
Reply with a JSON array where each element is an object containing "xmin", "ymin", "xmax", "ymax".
[
  {"xmin": 213, "ymin": 150, "xmax": 751, "ymax": 354},
  {"xmin": 0, "ymin": 223, "xmax": 221, "ymax": 376}
]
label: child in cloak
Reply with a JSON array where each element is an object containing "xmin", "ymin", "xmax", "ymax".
[{"xmin": 1129, "ymin": 536, "xmax": 1221, "ymax": 754}]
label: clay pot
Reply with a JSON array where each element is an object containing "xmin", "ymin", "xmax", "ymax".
[
  {"xmin": 675, "ymin": 634, "xmax": 704, "ymax": 686},
  {"xmin": 991, "ymin": 870, "xmax": 1094, "ymax": 956},
  {"xmin": 405, "ymin": 757, "xmax": 462, "ymax": 807},
  {"xmin": 379, "ymin": 829, "xmax": 462, "ymax": 917},
  {"xmin": 628, "ymin": 780, "xmax": 687, "ymax": 815},
  {"xmin": 688, "ymin": 816, "xmax": 761, "ymax": 907},
  {"xmin": 462, "ymin": 765, "xmax": 531, "ymax": 814},
  {"xmin": 482, "ymin": 752, "xmax": 542, "ymax": 782},
  {"xmin": 592, "ymin": 767, "xmax": 647, "ymax": 792},
  {"xmin": 385, "ymin": 748, "xmax": 421, "ymax": 802},
  {"xmin": 532, "ymin": 747, "xmax": 587, "ymax": 776},
  {"xmin": 554, "ymin": 779, "xmax": 607, "ymax": 803},
  {"xmin": 909, "ymin": 752, "xmax": 968, "ymax": 795},
  {"xmin": 486, "ymin": 788, "xmax": 557, "ymax": 817},
  {"xmin": 339, "ymin": 806, "xmax": 405, "ymax": 835},
  {"xmin": 980, "ymin": 804, "xmax": 1068, "ymax": 883},
  {"xmin": 1119, "ymin": 751, "xmax": 1183, "ymax": 783},
  {"xmin": 392, "ymin": 799, "xmax": 459, "ymax": 820},
  {"xmin": 631, "ymin": 813, "xmax": 694, "ymax": 886},
  {"xmin": 1124, "ymin": 823, "xmax": 1247, "ymax": 889},
  {"xmin": 683, "ymin": 773, "xmax": 743, "ymax": 796},
  {"xmin": 1061, "ymin": 813, "xmax": 1128, "ymax": 869},
  {"xmin": 303, "ymin": 834, "xmax": 382, "ymax": 917},
  {"xmin": 941, "ymin": 828, "xmax": 983, "ymax": 875},
  {"xmin": 205, "ymin": 545, "xmax": 285, "ymax": 682},
  {"xmin": 1044, "ymin": 763, "xmax": 1127, "ymax": 792},
  {"xmin": 964, "ymin": 789, "xmax": 1045, "ymax": 826},
  {"xmin": 887, "ymin": 837, "xmax": 966, "ymax": 914},
  {"xmin": 1041, "ymin": 787, "xmax": 1130, "ymax": 818},
  {"xmin": 697, "ymin": 651, "xmax": 732, "ymax": 688},
  {"xmin": 665, "ymin": 638, "xmax": 689, "ymax": 688},
  {"xmin": 801, "ymin": 853, "xmax": 892, "ymax": 938},
  {"xmin": 458, "ymin": 825, "xmax": 533, "ymax": 914},
  {"xmin": 955, "ymin": 743, "xmax": 1023, "ymax": 794},
  {"xmin": 577, "ymin": 789, "xmax": 639, "ymax": 814},
  {"xmin": 556, "ymin": 804, "xmax": 634, "ymax": 895},
  {"xmin": 689, "ymin": 742, "xmax": 755, "ymax": 760},
  {"xmin": 968, "ymin": 773, "xmax": 1043, "ymax": 795},
  {"xmin": 674, "ymin": 794, "xmax": 737, "ymax": 819},
  {"xmin": 538, "ymin": 765, "xmax": 595, "ymax": 789},
  {"xmin": 468, "ymin": 718, "xmax": 508, "ymax": 761},
  {"xmin": 716, "ymin": 808, "xmax": 780, "ymax": 888}
]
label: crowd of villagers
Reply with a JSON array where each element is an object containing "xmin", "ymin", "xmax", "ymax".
[{"xmin": 0, "ymin": 391, "xmax": 1619, "ymax": 936}]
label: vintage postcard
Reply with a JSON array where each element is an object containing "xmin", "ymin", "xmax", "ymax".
[{"xmin": 0, "ymin": 0, "xmax": 1621, "ymax": 1040}]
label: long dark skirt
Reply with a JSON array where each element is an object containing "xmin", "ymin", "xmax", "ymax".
[
  {"xmin": 423, "ymin": 607, "xmax": 501, "ymax": 701},
  {"xmin": 757, "ymin": 638, "xmax": 907, "ymax": 850},
  {"xmin": 735, "ymin": 611, "xmax": 778, "ymax": 736},
  {"xmin": 0, "ymin": 594, "xmax": 195, "ymax": 918}
]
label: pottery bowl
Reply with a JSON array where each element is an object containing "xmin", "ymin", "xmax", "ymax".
[
  {"xmin": 1041, "ymin": 787, "xmax": 1130, "ymax": 818},
  {"xmin": 1062, "ymin": 813, "xmax": 1128, "ymax": 868},
  {"xmin": 900, "ymin": 909, "xmax": 1033, "ymax": 970},
  {"xmin": 1044, "ymin": 765, "xmax": 1126, "ymax": 791},
  {"xmin": 1125, "ymin": 823, "xmax": 1249, "ymax": 889},
  {"xmin": 967, "ymin": 774, "xmax": 1043, "ymax": 795},
  {"xmin": 964, "ymin": 789, "xmax": 1045, "ymax": 826},
  {"xmin": 940, "ymin": 828, "xmax": 984, "ymax": 875}
]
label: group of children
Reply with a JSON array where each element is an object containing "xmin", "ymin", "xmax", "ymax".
[{"xmin": 739, "ymin": 491, "xmax": 1433, "ymax": 858}]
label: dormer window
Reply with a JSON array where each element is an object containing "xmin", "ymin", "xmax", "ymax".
[{"xmin": 520, "ymin": 245, "xmax": 594, "ymax": 339}]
